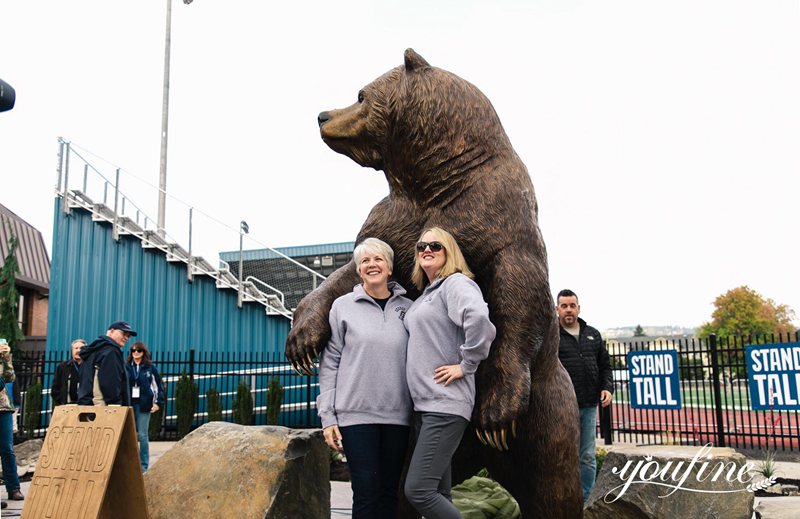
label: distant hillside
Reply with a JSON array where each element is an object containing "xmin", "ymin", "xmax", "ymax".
[{"xmin": 602, "ymin": 325, "xmax": 697, "ymax": 339}]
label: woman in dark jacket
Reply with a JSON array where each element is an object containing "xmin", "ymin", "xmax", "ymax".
[{"xmin": 126, "ymin": 341, "xmax": 164, "ymax": 472}]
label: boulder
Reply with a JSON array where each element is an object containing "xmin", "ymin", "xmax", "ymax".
[
  {"xmin": 144, "ymin": 422, "xmax": 329, "ymax": 519},
  {"xmin": 14, "ymin": 438, "xmax": 43, "ymax": 478},
  {"xmin": 585, "ymin": 445, "xmax": 754, "ymax": 519}
]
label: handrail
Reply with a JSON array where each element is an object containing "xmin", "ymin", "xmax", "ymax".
[
  {"xmin": 245, "ymin": 276, "xmax": 285, "ymax": 305},
  {"xmin": 54, "ymin": 137, "xmax": 331, "ymax": 320}
]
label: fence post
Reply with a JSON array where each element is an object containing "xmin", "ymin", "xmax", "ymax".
[
  {"xmin": 600, "ymin": 403, "xmax": 613, "ymax": 445},
  {"xmin": 62, "ymin": 141, "xmax": 71, "ymax": 214},
  {"xmin": 709, "ymin": 334, "xmax": 726, "ymax": 447},
  {"xmin": 189, "ymin": 348, "xmax": 195, "ymax": 379},
  {"xmin": 306, "ymin": 376, "xmax": 312, "ymax": 427}
]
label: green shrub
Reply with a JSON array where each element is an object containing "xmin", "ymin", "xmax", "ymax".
[
  {"xmin": 232, "ymin": 379, "xmax": 253, "ymax": 425},
  {"xmin": 758, "ymin": 449, "xmax": 777, "ymax": 479},
  {"xmin": 23, "ymin": 381, "xmax": 42, "ymax": 439},
  {"xmin": 175, "ymin": 371, "xmax": 198, "ymax": 438},
  {"xmin": 596, "ymin": 447, "xmax": 608, "ymax": 476},
  {"xmin": 149, "ymin": 406, "xmax": 163, "ymax": 440},
  {"xmin": 266, "ymin": 376, "xmax": 283, "ymax": 425},
  {"xmin": 207, "ymin": 386, "xmax": 223, "ymax": 422}
]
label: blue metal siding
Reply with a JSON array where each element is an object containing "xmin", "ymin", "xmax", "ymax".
[{"xmin": 46, "ymin": 198, "xmax": 290, "ymax": 357}]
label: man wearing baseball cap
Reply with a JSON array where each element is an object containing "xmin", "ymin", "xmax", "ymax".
[{"xmin": 77, "ymin": 321, "xmax": 137, "ymax": 406}]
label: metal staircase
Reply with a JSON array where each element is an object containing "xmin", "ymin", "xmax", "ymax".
[{"xmin": 55, "ymin": 137, "xmax": 323, "ymax": 320}]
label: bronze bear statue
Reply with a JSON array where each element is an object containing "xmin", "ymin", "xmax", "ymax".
[{"xmin": 286, "ymin": 48, "xmax": 583, "ymax": 518}]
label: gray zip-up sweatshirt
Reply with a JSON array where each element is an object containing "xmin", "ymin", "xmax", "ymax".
[
  {"xmin": 405, "ymin": 273, "xmax": 496, "ymax": 421},
  {"xmin": 317, "ymin": 282, "xmax": 413, "ymax": 428}
]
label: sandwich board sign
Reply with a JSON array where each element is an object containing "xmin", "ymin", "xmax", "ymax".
[{"xmin": 22, "ymin": 405, "xmax": 149, "ymax": 519}]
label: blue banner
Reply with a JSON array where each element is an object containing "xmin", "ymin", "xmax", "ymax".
[
  {"xmin": 627, "ymin": 350, "xmax": 681, "ymax": 409},
  {"xmin": 746, "ymin": 342, "xmax": 800, "ymax": 411}
]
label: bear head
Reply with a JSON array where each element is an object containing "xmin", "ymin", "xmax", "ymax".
[{"xmin": 318, "ymin": 49, "xmax": 512, "ymax": 197}]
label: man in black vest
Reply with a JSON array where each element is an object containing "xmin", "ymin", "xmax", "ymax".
[{"xmin": 556, "ymin": 289, "xmax": 613, "ymax": 503}]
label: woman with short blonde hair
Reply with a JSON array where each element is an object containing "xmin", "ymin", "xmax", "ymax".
[{"xmin": 318, "ymin": 237, "xmax": 413, "ymax": 519}]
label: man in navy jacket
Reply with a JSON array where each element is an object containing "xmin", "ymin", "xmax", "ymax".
[{"xmin": 77, "ymin": 321, "xmax": 137, "ymax": 406}]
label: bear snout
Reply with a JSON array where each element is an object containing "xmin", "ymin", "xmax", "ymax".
[{"xmin": 318, "ymin": 111, "xmax": 331, "ymax": 127}]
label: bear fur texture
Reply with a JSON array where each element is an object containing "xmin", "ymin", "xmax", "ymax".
[{"xmin": 286, "ymin": 49, "xmax": 582, "ymax": 518}]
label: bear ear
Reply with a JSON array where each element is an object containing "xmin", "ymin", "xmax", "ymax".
[{"xmin": 404, "ymin": 48, "xmax": 430, "ymax": 71}]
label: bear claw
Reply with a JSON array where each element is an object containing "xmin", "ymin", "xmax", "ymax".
[{"xmin": 477, "ymin": 428, "xmax": 511, "ymax": 451}]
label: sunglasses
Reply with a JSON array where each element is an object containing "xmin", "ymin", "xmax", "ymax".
[
  {"xmin": 131, "ymin": 348, "xmax": 143, "ymax": 353},
  {"xmin": 415, "ymin": 241, "xmax": 444, "ymax": 253}
]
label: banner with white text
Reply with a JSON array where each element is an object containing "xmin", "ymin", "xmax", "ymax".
[
  {"xmin": 627, "ymin": 350, "xmax": 682, "ymax": 409},
  {"xmin": 746, "ymin": 342, "xmax": 800, "ymax": 411}
]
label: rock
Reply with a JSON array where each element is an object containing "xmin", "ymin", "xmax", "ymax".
[
  {"xmin": 585, "ymin": 445, "xmax": 754, "ymax": 519},
  {"xmin": 766, "ymin": 483, "xmax": 783, "ymax": 495},
  {"xmin": 14, "ymin": 438, "xmax": 43, "ymax": 478},
  {"xmin": 144, "ymin": 423, "xmax": 330, "ymax": 519},
  {"xmin": 781, "ymin": 484, "xmax": 798, "ymax": 496},
  {"xmin": 753, "ymin": 496, "xmax": 800, "ymax": 519}
]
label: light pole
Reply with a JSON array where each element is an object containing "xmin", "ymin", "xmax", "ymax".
[
  {"xmin": 157, "ymin": 0, "xmax": 194, "ymax": 237},
  {"xmin": 237, "ymin": 220, "xmax": 249, "ymax": 308}
]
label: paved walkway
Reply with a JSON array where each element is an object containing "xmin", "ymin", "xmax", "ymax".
[{"xmin": 5, "ymin": 441, "xmax": 799, "ymax": 518}]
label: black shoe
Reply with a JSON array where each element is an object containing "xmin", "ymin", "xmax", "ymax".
[
  {"xmin": 1, "ymin": 500, "xmax": 7, "ymax": 509},
  {"xmin": 8, "ymin": 489, "xmax": 24, "ymax": 500}
]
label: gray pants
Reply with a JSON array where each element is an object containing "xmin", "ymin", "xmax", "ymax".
[{"xmin": 404, "ymin": 412, "xmax": 468, "ymax": 519}]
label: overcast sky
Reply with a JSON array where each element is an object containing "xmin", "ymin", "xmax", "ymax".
[{"xmin": 1, "ymin": 0, "xmax": 798, "ymax": 332}]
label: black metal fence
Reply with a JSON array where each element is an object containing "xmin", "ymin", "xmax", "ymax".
[
  {"xmin": 601, "ymin": 332, "xmax": 800, "ymax": 452},
  {"xmin": 12, "ymin": 350, "xmax": 321, "ymax": 441},
  {"xmin": 13, "ymin": 332, "xmax": 800, "ymax": 450}
]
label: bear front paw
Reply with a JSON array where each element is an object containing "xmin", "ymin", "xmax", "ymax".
[
  {"xmin": 285, "ymin": 307, "xmax": 330, "ymax": 376},
  {"xmin": 475, "ymin": 372, "xmax": 530, "ymax": 451}
]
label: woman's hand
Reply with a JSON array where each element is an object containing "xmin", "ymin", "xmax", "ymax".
[
  {"xmin": 434, "ymin": 364, "xmax": 464, "ymax": 386},
  {"xmin": 323, "ymin": 424, "xmax": 343, "ymax": 451},
  {"xmin": 151, "ymin": 404, "xmax": 160, "ymax": 413}
]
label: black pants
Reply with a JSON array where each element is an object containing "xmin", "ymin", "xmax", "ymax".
[{"xmin": 339, "ymin": 423, "xmax": 410, "ymax": 519}]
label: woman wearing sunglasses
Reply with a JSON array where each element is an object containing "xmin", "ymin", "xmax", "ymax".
[
  {"xmin": 126, "ymin": 342, "xmax": 164, "ymax": 472},
  {"xmin": 403, "ymin": 227, "xmax": 496, "ymax": 519},
  {"xmin": 317, "ymin": 238, "xmax": 413, "ymax": 519}
]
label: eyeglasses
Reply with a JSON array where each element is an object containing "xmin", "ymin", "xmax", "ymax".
[
  {"xmin": 415, "ymin": 241, "xmax": 444, "ymax": 253},
  {"xmin": 131, "ymin": 348, "xmax": 143, "ymax": 353}
]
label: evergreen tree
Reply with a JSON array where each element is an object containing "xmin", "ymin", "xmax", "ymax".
[
  {"xmin": 175, "ymin": 371, "xmax": 198, "ymax": 438},
  {"xmin": 0, "ymin": 226, "xmax": 23, "ymax": 355},
  {"xmin": 266, "ymin": 376, "xmax": 284, "ymax": 425},
  {"xmin": 232, "ymin": 379, "xmax": 253, "ymax": 425},
  {"xmin": 207, "ymin": 386, "xmax": 223, "ymax": 422},
  {"xmin": 633, "ymin": 324, "xmax": 646, "ymax": 337}
]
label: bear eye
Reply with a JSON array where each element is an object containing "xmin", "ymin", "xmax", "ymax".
[{"xmin": 357, "ymin": 90, "xmax": 365, "ymax": 103}]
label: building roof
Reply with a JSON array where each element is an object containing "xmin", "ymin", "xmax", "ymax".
[
  {"xmin": 0, "ymin": 203, "xmax": 50, "ymax": 294},
  {"xmin": 220, "ymin": 241, "xmax": 355, "ymax": 262}
]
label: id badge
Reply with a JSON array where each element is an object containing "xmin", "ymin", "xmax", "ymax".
[{"xmin": 132, "ymin": 386, "xmax": 140, "ymax": 398}]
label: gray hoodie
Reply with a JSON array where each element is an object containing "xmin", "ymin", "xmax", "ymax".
[
  {"xmin": 405, "ymin": 273, "xmax": 496, "ymax": 421},
  {"xmin": 317, "ymin": 282, "xmax": 413, "ymax": 428}
]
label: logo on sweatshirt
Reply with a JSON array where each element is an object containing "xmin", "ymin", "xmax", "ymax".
[{"xmin": 395, "ymin": 306, "xmax": 407, "ymax": 321}]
